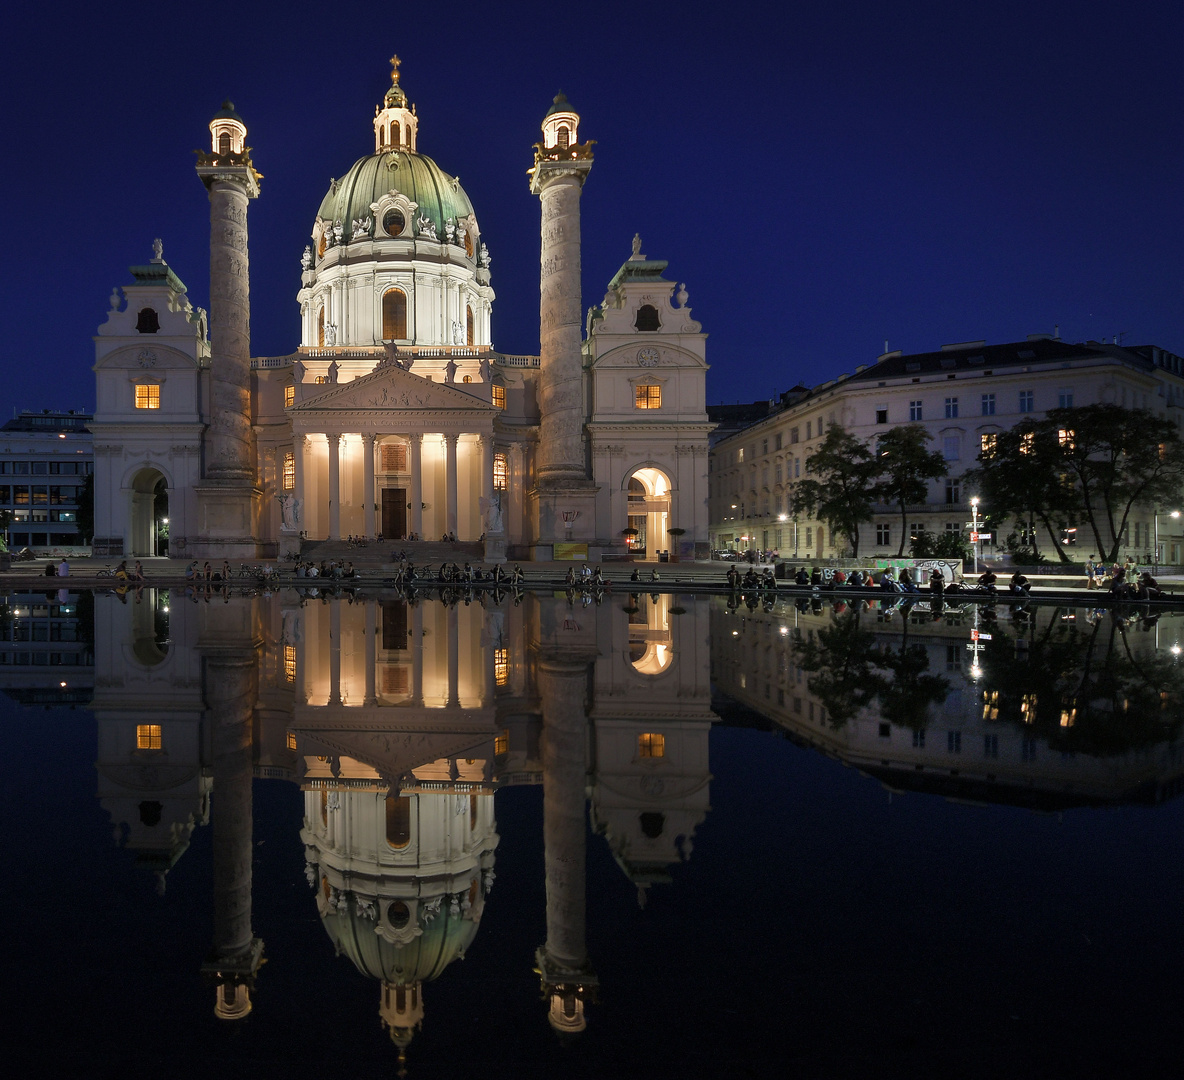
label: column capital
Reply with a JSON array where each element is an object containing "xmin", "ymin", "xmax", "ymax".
[
  {"xmin": 326, "ymin": 432, "xmax": 342, "ymax": 446},
  {"xmin": 293, "ymin": 433, "xmax": 307, "ymax": 448},
  {"xmin": 408, "ymin": 432, "xmax": 423, "ymax": 445},
  {"xmin": 443, "ymin": 432, "xmax": 460, "ymax": 447},
  {"xmin": 361, "ymin": 433, "xmax": 377, "ymax": 447}
]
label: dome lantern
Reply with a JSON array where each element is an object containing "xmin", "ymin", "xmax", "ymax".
[
  {"xmin": 541, "ymin": 92, "xmax": 579, "ymax": 152},
  {"xmin": 209, "ymin": 100, "xmax": 246, "ymax": 158},
  {"xmin": 374, "ymin": 54, "xmax": 419, "ymax": 154}
]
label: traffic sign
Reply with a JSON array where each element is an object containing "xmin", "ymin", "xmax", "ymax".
[{"xmin": 970, "ymin": 629, "xmax": 992, "ymax": 641}]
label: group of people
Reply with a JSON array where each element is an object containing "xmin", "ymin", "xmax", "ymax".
[
  {"xmin": 293, "ymin": 560, "xmax": 357, "ymax": 580},
  {"xmin": 43, "ymin": 559, "xmax": 71, "ymax": 578}
]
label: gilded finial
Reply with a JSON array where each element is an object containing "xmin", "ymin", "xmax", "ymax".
[{"xmin": 389, "ymin": 54, "xmax": 402, "ymax": 85}]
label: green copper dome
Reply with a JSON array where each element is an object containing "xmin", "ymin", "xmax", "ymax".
[
  {"xmin": 322, "ymin": 898, "xmax": 479, "ymax": 984},
  {"xmin": 316, "ymin": 151, "xmax": 475, "ymax": 240}
]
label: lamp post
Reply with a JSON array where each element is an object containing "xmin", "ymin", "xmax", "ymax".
[
  {"xmin": 970, "ymin": 497, "xmax": 981, "ymax": 576},
  {"xmin": 1154, "ymin": 509, "xmax": 1180, "ymax": 573}
]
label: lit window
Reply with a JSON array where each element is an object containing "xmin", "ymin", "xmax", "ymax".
[
  {"xmin": 638, "ymin": 732, "xmax": 665, "ymax": 758},
  {"xmin": 466, "ymin": 305, "xmax": 475, "ymax": 347},
  {"xmin": 462, "ymin": 374, "xmax": 472, "ymax": 383},
  {"xmin": 738, "ymin": 447, "xmax": 745, "ymax": 461},
  {"xmin": 494, "ymin": 647, "xmax": 508, "ymax": 686},
  {"xmin": 284, "ymin": 644, "xmax": 296, "ymax": 682},
  {"xmin": 282, "ymin": 452, "xmax": 295, "ymax": 491},
  {"xmin": 493, "ymin": 453, "xmax": 508, "ymax": 490},
  {"xmin": 314, "ymin": 375, "xmax": 328, "ymax": 384},
  {"xmin": 495, "ymin": 728, "xmax": 509, "ymax": 755},
  {"xmin": 491, "ymin": 385, "xmax": 506, "ymax": 409},
  {"xmin": 134, "ymin": 384, "xmax": 160, "ymax": 409},
  {"xmin": 1058, "ymin": 428, "xmax": 1075, "ymax": 449},
  {"xmin": 284, "ymin": 384, "xmax": 295, "ymax": 408},
  {"xmin": 1020, "ymin": 432, "xmax": 1035, "ymax": 454},
  {"xmin": 286, "ymin": 731, "xmax": 297, "ymax": 750},
  {"xmin": 136, "ymin": 724, "xmax": 162, "ymax": 750},
  {"xmin": 980, "ymin": 433, "xmax": 997, "ymax": 458},
  {"xmin": 635, "ymin": 384, "xmax": 662, "ymax": 409},
  {"xmin": 382, "ymin": 289, "xmax": 407, "ymax": 339}
]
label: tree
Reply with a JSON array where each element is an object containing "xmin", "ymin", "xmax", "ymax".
[
  {"xmin": 875, "ymin": 425, "xmax": 949, "ymax": 556},
  {"xmin": 792, "ymin": 427, "xmax": 879, "ymax": 557},
  {"xmin": 963, "ymin": 421, "xmax": 1077, "ymax": 563},
  {"xmin": 910, "ymin": 528, "xmax": 971, "ymax": 561},
  {"xmin": 1046, "ymin": 404, "xmax": 1184, "ymax": 563}
]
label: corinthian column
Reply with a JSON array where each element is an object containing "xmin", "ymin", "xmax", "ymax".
[
  {"xmin": 528, "ymin": 95, "xmax": 598, "ymax": 556},
  {"xmin": 193, "ymin": 103, "xmax": 263, "ymax": 558}
]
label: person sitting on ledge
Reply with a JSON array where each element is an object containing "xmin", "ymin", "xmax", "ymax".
[
  {"xmin": 564, "ymin": 567, "xmax": 576, "ymax": 586},
  {"xmin": 928, "ymin": 569, "xmax": 945, "ymax": 598},
  {"xmin": 978, "ymin": 569, "xmax": 998, "ymax": 594},
  {"xmin": 1010, "ymin": 571, "xmax": 1031, "ymax": 596},
  {"xmin": 632, "ymin": 567, "xmax": 643, "ymax": 583},
  {"xmin": 795, "ymin": 566, "xmax": 810, "ymax": 586}
]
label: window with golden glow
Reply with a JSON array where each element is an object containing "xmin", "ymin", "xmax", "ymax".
[
  {"xmin": 1058, "ymin": 428, "xmax": 1075, "ymax": 449},
  {"xmin": 1020, "ymin": 432, "xmax": 1035, "ymax": 454},
  {"xmin": 218, "ymin": 131, "xmax": 231, "ymax": 156},
  {"xmin": 493, "ymin": 453, "xmax": 508, "ymax": 490},
  {"xmin": 136, "ymin": 724, "xmax": 162, "ymax": 750},
  {"xmin": 466, "ymin": 305, "xmax": 475, "ymax": 346},
  {"xmin": 495, "ymin": 728, "xmax": 509, "ymax": 755},
  {"xmin": 494, "ymin": 647, "xmax": 508, "ymax": 686},
  {"xmin": 635, "ymin": 384, "xmax": 662, "ymax": 409},
  {"xmin": 390, "ymin": 121, "xmax": 401, "ymax": 148},
  {"xmin": 491, "ymin": 385, "xmax": 506, "ymax": 409},
  {"xmin": 557, "ymin": 125, "xmax": 570, "ymax": 149},
  {"xmin": 284, "ymin": 384, "xmax": 295, "ymax": 408},
  {"xmin": 134, "ymin": 384, "xmax": 160, "ymax": 409},
  {"xmin": 284, "ymin": 643, "xmax": 296, "ymax": 682},
  {"xmin": 382, "ymin": 289, "xmax": 407, "ymax": 339},
  {"xmin": 462, "ymin": 374, "xmax": 472, "ymax": 383},
  {"xmin": 381, "ymin": 443, "xmax": 407, "ymax": 472},
  {"xmin": 286, "ymin": 731, "xmax": 297, "ymax": 751},
  {"xmin": 282, "ymin": 452, "xmax": 295, "ymax": 491},
  {"xmin": 980, "ymin": 433, "xmax": 997, "ymax": 458},
  {"xmin": 638, "ymin": 732, "xmax": 665, "ymax": 758},
  {"xmin": 317, "ymin": 308, "xmax": 325, "ymax": 344},
  {"xmin": 385, "ymin": 794, "xmax": 411, "ymax": 848}
]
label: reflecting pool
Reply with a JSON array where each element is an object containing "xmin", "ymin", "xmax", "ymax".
[{"xmin": 3, "ymin": 587, "xmax": 1183, "ymax": 1077}]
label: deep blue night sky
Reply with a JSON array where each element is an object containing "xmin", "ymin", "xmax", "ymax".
[{"xmin": 3, "ymin": 0, "xmax": 1181, "ymax": 416}]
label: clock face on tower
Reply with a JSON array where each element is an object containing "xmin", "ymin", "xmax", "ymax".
[{"xmin": 637, "ymin": 347, "xmax": 660, "ymax": 367}]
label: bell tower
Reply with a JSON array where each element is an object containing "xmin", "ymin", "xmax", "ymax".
[{"xmin": 373, "ymin": 54, "xmax": 419, "ymax": 153}]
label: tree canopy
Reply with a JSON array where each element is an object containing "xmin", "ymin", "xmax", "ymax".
[
  {"xmin": 875, "ymin": 425, "xmax": 949, "ymax": 556},
  {"xmin": 792, "ymin": 427, "xmax": 880, "ymax": 556}
]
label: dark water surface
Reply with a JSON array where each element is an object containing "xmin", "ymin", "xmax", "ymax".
[{"xmin": 3, "ymin": 587, "xmax": 1183, "ymax": 1079}]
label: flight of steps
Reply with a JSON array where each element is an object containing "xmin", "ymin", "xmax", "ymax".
[{"xmin": 298, "ymin": 538, "xmax": 486, "ymax": 568}]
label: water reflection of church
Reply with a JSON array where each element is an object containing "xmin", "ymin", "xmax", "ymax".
[{"xmin": 86, "ymin": 586, "xmax": 714, "ymax": 1060}]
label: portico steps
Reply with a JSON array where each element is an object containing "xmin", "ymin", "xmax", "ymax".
[{"xmin": 297, "ymin": 538, "xmax": 485, "ymax": 567}]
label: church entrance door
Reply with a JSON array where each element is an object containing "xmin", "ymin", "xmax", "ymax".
[{"xmin": 382, "ymin": 488, "xmax": 407, "ymax": 539}]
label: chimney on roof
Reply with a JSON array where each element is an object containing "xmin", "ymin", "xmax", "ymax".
[{"xmin": 1054, "ymin": 324, "xmax": 1060, "ymax": 340}]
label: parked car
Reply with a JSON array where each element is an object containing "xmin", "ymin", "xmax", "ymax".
[{"xmin": 713, "ymin": 549, "xmax": 739, "ymax": 561}]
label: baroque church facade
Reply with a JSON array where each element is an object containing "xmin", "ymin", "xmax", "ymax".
[{"xmin": 90, "ymin": 60, "xmax": 711, "ymax": 562}]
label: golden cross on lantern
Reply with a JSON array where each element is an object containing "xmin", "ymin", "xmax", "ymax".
[{"xmin": 389, "ymin": 54, "xmax": 402, "ymax": 84}]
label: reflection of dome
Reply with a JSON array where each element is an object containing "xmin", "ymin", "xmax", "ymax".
[
  {"xmin": 321, "ymin": 894, "xmax": 479, "ymax": 984},
  {"xmin": 316, "ymin": 154, "xmax": 476, "ymax": 241}
]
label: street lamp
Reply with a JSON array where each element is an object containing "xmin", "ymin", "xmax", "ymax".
[
  {"xmin": 1154, "ymin": 509, "xmax": 1180, "ymax": 572},
  {"xmin": 969, "ymin": 497, "xmax": 981, "ymax": 575}
]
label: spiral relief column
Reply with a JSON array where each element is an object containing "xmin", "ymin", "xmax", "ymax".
[
  {"xmin": 194, "ymin": 101, "xmax": 263, "ymax": 559},
  {"xmin": 528, "ymin": 95, "xmax": 599, "ymax": 558}
]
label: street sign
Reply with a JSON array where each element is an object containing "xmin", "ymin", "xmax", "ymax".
[
  {"xmin": 969, "ymin": 532, "xmax": 991, "ymax": 543},
  {"xmin": 970, "ymin": 629, "xmax": 992, "ymax": 641}
]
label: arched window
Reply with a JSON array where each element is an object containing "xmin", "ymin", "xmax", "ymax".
[
  {"xmin": 317, "ymin": 308, "xmax": 325, "ymax": 346},
  {"xmin": 382, "ymin": 289, "xmax": 407, "ymax": 340},
  {"xmin": 136, "ymin": 307, "xmax": 160, "ymax": 334},
  {"xmin": 391, "ymin": 121, "xmax": 401, "ymax": 147},
  {"xmin": 218, "ymin": 131, "xmax": 230, "ymax": 156},
  {"xmin": 379, "ymin": 124, "xmax": 386, "ymax": 147},
  {"xmin": 385, "ymin": 794, "xmax": 410, "ymax": 848},
  {"xmin": 466, "ymin": 305, "xmax": 475, "ymax": 346},
  {"xmin": 462, "ymin": 375, "xmax": 472, "ymax": 383},
  {"xmin": 557, "ymin": 125, "xmax": 569, "ymax": 149},
  {"xmin": 317, "ymin": 231, "xmax": 327, "ymax": 257},
  {"xmin": 635, "ymin": 305, "xmax": 660, "ymax": 332},
  {"xmin": 640, "ymin": 812, "xmax": 665, "ymax": 839}
]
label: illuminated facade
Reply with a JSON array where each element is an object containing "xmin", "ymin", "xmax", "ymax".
[{"xmin": 90, "ymin": 60, "xmax": 711, "ymax": 562}]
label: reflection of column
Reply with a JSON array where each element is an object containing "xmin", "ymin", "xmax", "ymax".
[
  {"xmin": 362, "ymin": 434, "xmax": 376, "ymax": 539},
  {"xmin": 447, "ymin": 604, "xmax": 459, "ymax": 707},
  {"xmin": 409, "ymin": 433, "xmax": 423, "ymax": 539},
  {"xmin": 292, "ymin": 435, "xmax": 306, "ymax": 533},
  {"xmin": 329, "ymin": 600, "xmax": 342, "ymax": 705},
  {"xmin": 364, "ymin": 601, "xmax": 377, "ymax": 706},
  {"xmin": 480, "ymin": 432, "xmax": 499, "ymax": 533},
  {"xmin": 445, "ymin": 434, "xmax": 458, "ymax": 538},
  {"xmin": 411, "ymin": 603, "xmax": 424, "ymax": 705},
  {"xmin": 536, "ymin": 658, "xmax": 597, "ymax": 1032},
  {"xmin": 327, "ymin": 434, "xmax": 341, "ymax": 541},
  {"xmin": 202, "ymin": 654, "xmax": 263, "ymax": 1018}
]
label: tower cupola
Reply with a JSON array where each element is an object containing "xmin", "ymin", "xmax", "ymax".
[
  {"xmin": 209, "ymin": 101, "xmax": 246, "ymax": 158},
  {"xmin": 373, "ymin": 54, "xmax": 419, "ymax": 154},
  {"xmin": 541, "ymin": 93, "xmax": 579, "ymax": 151}
]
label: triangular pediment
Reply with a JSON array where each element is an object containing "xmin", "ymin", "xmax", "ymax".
[{"xmin": 290, "ymin": 361, "xmax": 497, "ymax": 413}]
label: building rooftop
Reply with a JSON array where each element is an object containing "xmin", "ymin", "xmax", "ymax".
[{"xmin": 2, "ymin": 410, "xmax": 92, "ymax": 433}]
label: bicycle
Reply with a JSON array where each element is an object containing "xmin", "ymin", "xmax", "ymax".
[{"xmin": 95, "ymin": 565, "xmax": 115, "ymax": 578}]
